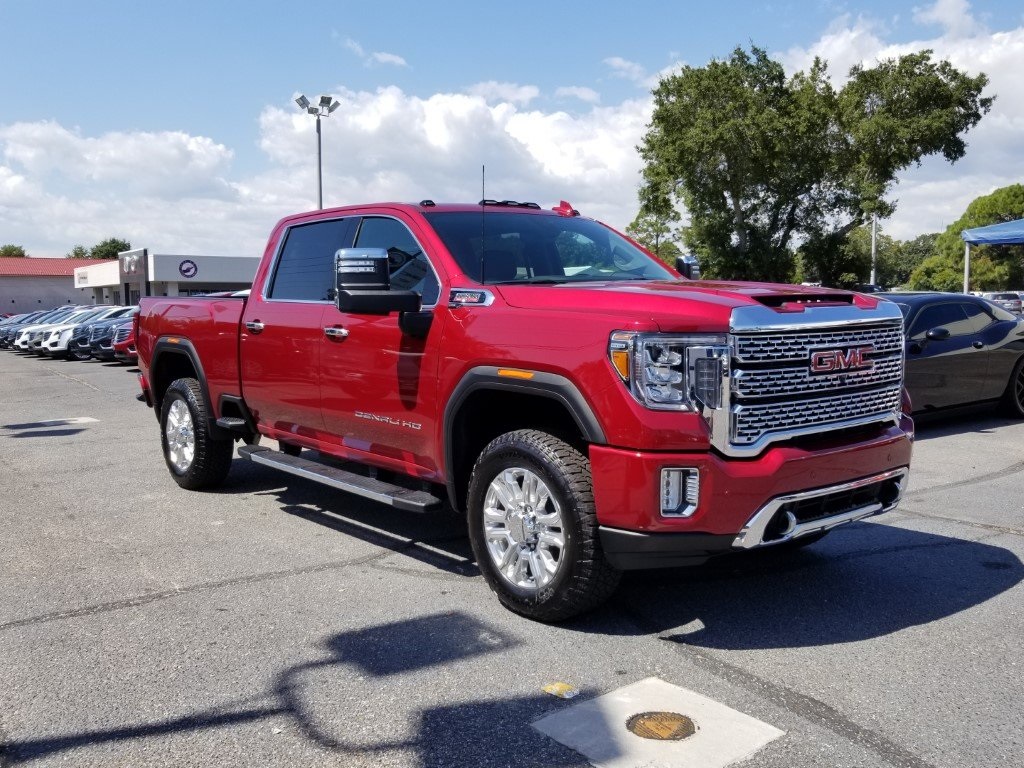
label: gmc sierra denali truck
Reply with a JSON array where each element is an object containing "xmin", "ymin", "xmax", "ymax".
[{"xmin": 136, "ymin": 199, "xmax": 913, "ymax": 621}]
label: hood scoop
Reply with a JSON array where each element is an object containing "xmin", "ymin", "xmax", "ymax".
[{"xmin": 754, "ymin": 292, "xmax": 856, "ymax": 311}]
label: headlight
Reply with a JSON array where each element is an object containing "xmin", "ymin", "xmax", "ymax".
[{"xmin": 609, "ymin": 332, "xmax": 730, "ymax": 411}]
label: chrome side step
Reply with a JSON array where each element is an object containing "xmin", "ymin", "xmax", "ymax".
[{"xmin": 237, "ymin": 445, "xmax": 443, "ymax": 513}]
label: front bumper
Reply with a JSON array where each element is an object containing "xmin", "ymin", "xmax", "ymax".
[{"xmin": 591, "ymin": 419, "xmax": 913, "ymax": 570}]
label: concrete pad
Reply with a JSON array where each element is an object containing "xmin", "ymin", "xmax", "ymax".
[{"xmin": 532, "ymin": 677, "xmax": 784, "ymax": 768}]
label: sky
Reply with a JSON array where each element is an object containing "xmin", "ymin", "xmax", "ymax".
[{"xmin": 1, "ymin": 0, "xmax": 1021, "ymax": 258}]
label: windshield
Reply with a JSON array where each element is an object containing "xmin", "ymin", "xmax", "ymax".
[{"xmin": 423, "ymin": 211, "xmax": 675, "ymax": 285}]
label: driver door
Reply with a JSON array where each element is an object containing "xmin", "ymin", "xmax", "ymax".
[{"xmin": 319, "ymin": 215, "xmax": 445, "ymax": 474}]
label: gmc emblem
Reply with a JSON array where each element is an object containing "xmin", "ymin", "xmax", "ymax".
[{"xmin": 810, "ymin": 346, "xmax": 875, "ymax": 374}]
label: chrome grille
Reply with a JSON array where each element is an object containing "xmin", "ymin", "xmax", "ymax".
[
  {"xmin": 113, "ymin": 325, "xmax": 132, "ymax": 343},
  {"xmin": 718, "ymin": 314, "xmax": 905, "ymax": 455},
  {"xmin": 734, "ymin": 325, "xmax": 903, "ymax": 364},
  {"xmin": 733, "ymin": 384, "xmax": 903, "ymax": 445},
  {"xmin": 733, "ymin": 356, "xmax": 902, "ymax": 398}
]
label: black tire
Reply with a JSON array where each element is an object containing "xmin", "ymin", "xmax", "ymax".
[
  {"xmin": 466, "ymin": 429, "xmax": 621, "ymax": 622},
  {"xmin": 1002, "ymin": 356, "xmax": 1024, "ymax": 418},
  {"xmin": 159, "ymin": 377, "xmax": 233, "ymax": 490}
]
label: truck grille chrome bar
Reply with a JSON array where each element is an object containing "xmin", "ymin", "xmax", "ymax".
[{"xmin": 732, "ymin": 467, "xmax": 909, "ymax": 549}]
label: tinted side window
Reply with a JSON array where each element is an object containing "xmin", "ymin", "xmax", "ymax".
[
  {"xmin": 909, "ymin": 302, "xmax": 971, "ymax": 339},
  {"xmin": 962, "ymin": 302, "xmax": 996, "ymax": 333},
  {"xmin": 269, "ymin": 219, "xmax": 352, "ymax": 301},
  {"xmin": 354, "ymin": 217, "xmax": 440, "ymax": 305}
]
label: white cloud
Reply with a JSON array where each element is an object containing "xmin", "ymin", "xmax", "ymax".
[
  {"xmin": 781, "ymin": 14, "xmax": 888, "ymax": 78},
  {"xmin": 913, "ymin": 0, "xmax": 986, "ymax": 38},
  {"xmin": 372, "ymin": 51, "xmax": 408, "ymax": 67},
  {"xmin": 603, "ymin": 56, "xmax": 647, "ymax": 83},
  {"xmin": 1, "ymin": 85, "xmax": 651, "ymax": 255},
  {"xmin": 466, "ymin": 82, "xmax": 540, "ymax": 106},
  {"xmin": 341, "ymin": 36, "xmax": 408, "ymax": 68},
  {"xmin": 0, "ymin": 121, "xmax": 233, "ymax": 198},
  {"xmin": 555, "ymin": 86, "xmax": 601, "ymax": 104}
]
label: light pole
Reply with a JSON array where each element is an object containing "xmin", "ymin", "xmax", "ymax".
[{"xmin": 295, "ymin": 94, "xmax": 340, "ymax": 209}]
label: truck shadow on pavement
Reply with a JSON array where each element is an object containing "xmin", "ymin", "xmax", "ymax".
[
  {"xmin": 1, "ymin": 613, "xmax": 594, "ymax": 767},
  {"xmin": 582, "ymin": 521, "xmax": 1023, "ymax": 650},
  {"xmin": 911, "ymin": 408, "xmax": 1021, "ymax": 440},
  {"xmin": 220, "ymin": 457, "xmax": 478, "ymax": 577},
  {"xmin": 222, "ymin": 455, "xmax": 1022, "ymax": 653}
]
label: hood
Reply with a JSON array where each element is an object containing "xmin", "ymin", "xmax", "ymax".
[{"xmin": 495, "ymin": 279, "xmax": 876, "ymax": 332}]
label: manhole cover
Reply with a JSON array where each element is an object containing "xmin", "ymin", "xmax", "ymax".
[{"xmin": 625, "ymin": 711, "xmax": 696, "ymax": 741}]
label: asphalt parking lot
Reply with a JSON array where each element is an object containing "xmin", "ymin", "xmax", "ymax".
[{"xmin": 1, "ymin": 352, "xmax": 1022, "ymax": 768}]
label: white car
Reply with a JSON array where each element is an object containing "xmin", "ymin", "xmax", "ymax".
[
  {"xmin": 41, "ymin": 306, "xmax": 130, "ymax": 358},
  {"xmin": 12, "ymin": 307, "xmax": 90, "ymax": 351}
]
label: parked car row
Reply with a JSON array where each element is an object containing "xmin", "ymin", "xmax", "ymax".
[{"xmin": 0, "ymin": 304, "xmax": 138, "ymax": 364}]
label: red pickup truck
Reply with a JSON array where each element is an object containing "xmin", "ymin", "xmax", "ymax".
[{"xmin": 136, "ymin": 200, "xmax": 913, "ymax": 621}]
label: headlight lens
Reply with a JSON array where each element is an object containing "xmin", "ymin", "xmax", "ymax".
[{"xmin": 609, "ymin": 332, "xmax": 729, "ymax": 411}]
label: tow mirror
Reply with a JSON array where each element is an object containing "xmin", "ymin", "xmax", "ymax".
[
  {"xmin": 335, "ymin": 248, "xmax": 420, "ymax": 315},
  {"xmin": 676, "ymin": 254, "xmax": 700, "ymax": 280}
]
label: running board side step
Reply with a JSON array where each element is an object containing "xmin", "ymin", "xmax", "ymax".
[{"xmin": 237, "ymin": 445, "xmax": 443, "ymax": 513}]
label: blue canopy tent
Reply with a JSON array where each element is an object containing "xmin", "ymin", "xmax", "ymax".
[{"xmin": 961, "ymin": 218, "xmax": 1024, "ymax": 292}]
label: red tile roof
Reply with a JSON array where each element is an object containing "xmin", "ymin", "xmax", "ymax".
[{"xmin": 0, "ymin": 257, "xmax": 110, "ymax": 276}]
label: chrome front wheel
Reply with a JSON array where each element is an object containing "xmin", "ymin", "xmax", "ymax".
[
  {"xmin": 483, "ymin": 467, "xmax": 566, "ymax": 592},
  {"xmin": 467, "ymin": 429, "xmax": 620, "ymax": 622}
]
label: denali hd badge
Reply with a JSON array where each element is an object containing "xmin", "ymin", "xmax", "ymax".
[{"xmin": 809, "ymin": 346, "xmax": 874, "ymax": 373}]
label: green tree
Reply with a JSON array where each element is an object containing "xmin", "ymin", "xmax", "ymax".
[
  {"xmin": 910, "ymin": 183, "xmax": 1024, "ymax": 291},
  {"xmin": 890, "ymin": 233, "xmax": 938, "ymax": 287},
  {"xmin": 639, "ymin": 45, "xmax": 992, "ymax": 281},
  {"xmin": 89, "ymin": 238, "xmax": 131, "ymax": 260},
  {"xmin": 0, "ymin": 244, "xmax": 27, "ymax": 258},
  {"xmin": 66, "ymin": 245, "xmax": 90, "ymax": 259},
  {"xmin": 626, "ymin": 210, "xmax": 682, "ymax": 266}
]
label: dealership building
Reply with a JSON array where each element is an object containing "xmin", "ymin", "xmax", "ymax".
[
  {"xmin": 73, "ymin": 249, "xmax": 259, "ymax": 305},
  {"xmin": 0, "ymin": 257, "xmax": 110, "ymax": 311}
]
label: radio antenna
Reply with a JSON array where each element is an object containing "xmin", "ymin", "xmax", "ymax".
[{"xmin": 480, "ymin": 164, "xmax": 486, "ymax": 284}]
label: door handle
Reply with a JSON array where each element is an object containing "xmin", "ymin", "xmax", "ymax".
[
  {"xmin": 245, "ymin": 320, "xmax": 265, "ymax": 334},
  {"xmin": 973, "ymin": 341, "xmax": 984, "ymax": 349},
  {"xmin": 324, "ymin": 326, "xmax": 349, "ymax": 339}
]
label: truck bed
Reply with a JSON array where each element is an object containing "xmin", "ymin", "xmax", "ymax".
[{"xmin": 137, "ymin": 295, "xmax": 247, "ymax": 415}]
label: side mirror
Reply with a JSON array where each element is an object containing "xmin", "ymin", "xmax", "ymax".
[
  {"xmin": 335, "ymin": 248, "xmax": 421, "ymax": 315},
  {"xmin": 676, "ymin": 254, "xmax": 700, "ymax": 280},
  {"xmin": 925, "ymin": 327, "xmax": 951, "ymax": 342}
]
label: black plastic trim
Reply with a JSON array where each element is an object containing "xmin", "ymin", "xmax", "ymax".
[
  {"xmin": 442, "ymin": 366, "xmax": 606, "ymax": 507},
  {"xmin": 218, "ymin": 393, "xmax": 258, "ymax": 436},
  {"xmin": 598, "ymin": 526, "xmax": 736, "ymax": 570},
  {"xmin": 150, "ymin": 337, "xmax": 229, "ymax": 439}
]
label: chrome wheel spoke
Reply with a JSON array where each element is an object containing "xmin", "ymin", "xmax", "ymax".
[
  {"xmin": 537, "ymin": 529, "xmax": 564, "ymax": 549},
  {"xmin": 165, "ymin": 399, "xmax": 195, "ymax": 473},
  {"xmin": 481, "ymin": 465, "xmax": 565, "ymax": 593},
  {"xmin": 491, "ymin": 471, "xmax": 521, "ymax": 510},
  {"xmin": 526, "ymin": 549, "xmax": 549, "ymax": 588}
]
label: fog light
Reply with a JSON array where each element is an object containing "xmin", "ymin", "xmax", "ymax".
[{"xmin": 661, "ymin": 468, "xmax": 699, "ymax": 517}]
